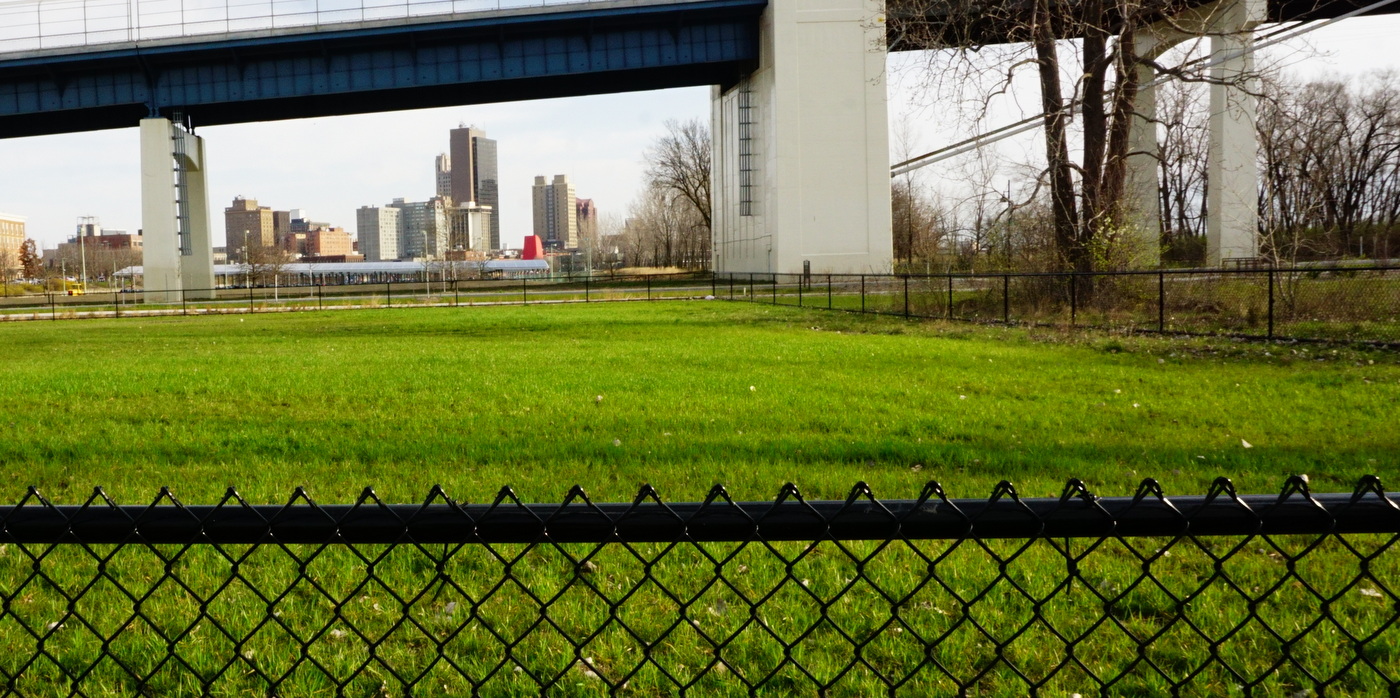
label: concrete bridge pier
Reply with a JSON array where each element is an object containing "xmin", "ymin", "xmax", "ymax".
[
  {"xmin": 1125, "ymin": 0, "xmax": 1263, "ymax": 268},
  {"xmin": 140, "ymin": 116, "xmax": 215, "ymax": 302},
  {"xmin": 711, "ymin": 0, "xmax": 893, "ymax": 275}
]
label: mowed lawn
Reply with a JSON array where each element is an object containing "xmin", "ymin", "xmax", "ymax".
[{"xmin": 0, "ymin": 301, "xmax": 1395, "ymax": 504}]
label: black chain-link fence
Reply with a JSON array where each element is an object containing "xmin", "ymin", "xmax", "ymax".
[
  {"xmin": 2, "ymin": 476, "xmax": 1397, "ymax": 695},
  {"xmin": 722, "ymin": 267, "xmax": 1400, "ymax": 345},
  {"xmin": 0, "ymin": 273, "xmax": 715, "ymax": 322}
]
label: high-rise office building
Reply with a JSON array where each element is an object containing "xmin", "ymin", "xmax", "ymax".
[
  {"xmin": 357, "ymin": 206, "xmax": 401, "ymax": 261},
  {"xmin": 532, "ymin": 175, "xmax": 577, "ymax": 250},
  {"xmin": 435, "ymin": 154, "xmax": 452, "ymax": 198},
  {"xmin": 449, "ymin": 126, "xmax": 500, "ymax": 250},
  {"xmin": 389, "ymin": 197, "xmax": 451, "ymax": 259},
  {"xmin": 225, "ymin": 197, "xmax": 275, "ymax": 262}
]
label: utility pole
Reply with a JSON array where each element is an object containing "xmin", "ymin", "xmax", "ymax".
[{"xmin": 77, "ymin": 215, "xmax": 97, "ymax": 293}]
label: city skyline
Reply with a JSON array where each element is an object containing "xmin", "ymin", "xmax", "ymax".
[{"xmin": 0, "ymin": 88, "xmax": 703, "ymax": 253}]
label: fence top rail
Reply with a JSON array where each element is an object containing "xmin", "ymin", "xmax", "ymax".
[{"xmin": 2, "ymin": 476, "xmax": 1394, "ymax": 544}]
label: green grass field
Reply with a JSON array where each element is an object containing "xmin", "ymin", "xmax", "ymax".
[
  {"xmin": 1, "ymin": 301, "xmax": 1395, "ymax": 502},
  {"xmin": 1, "ymin": 302, "xmax": 1397, "ymax": 695}
]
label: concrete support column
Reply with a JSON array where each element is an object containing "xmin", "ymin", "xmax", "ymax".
[
  {"xmin": 181, "ymin": 131, "xmax": 216, "ymax": 299},
  {"xmin": 140, "ymin": 118, "xmax": 181, "ymax": 303},
  {"xmin": 1206, "ymin": 0, "xmax": 1263, "ymax": 266},
  {"xmin": 1125, "ymin": 48, "xmax": 1163, "ymax": 267},
  {"xmin": 712, "ymin": 0, "xmax": 892, "ymax": 275},
  {"xmin": 140, "ymin": 117, "xmax": 214, "ymax": 301}
]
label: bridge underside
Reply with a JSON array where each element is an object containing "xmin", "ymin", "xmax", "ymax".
[
  {"xmin": 886, "ymin": 0, "xmax": 1400, "ymax": 49},
  {"xmin": 0, "ymin": 0, "xmax": 1389, "ymax": 290},
  {"xmin": 0, "ymin": 0, "xmax": 763, "ymax": 139}
]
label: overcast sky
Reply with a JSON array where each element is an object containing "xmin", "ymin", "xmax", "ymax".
[{"xmin": 2, "ymin": 15, "xmax": 1398, "ymax": 251}]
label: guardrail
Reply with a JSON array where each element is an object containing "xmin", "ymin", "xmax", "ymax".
[
  {"xmin": 0, "ymin": 476, "xmax": 1396, "ymax": 694},
  {"xmin": 0, "ymin": 0, "xmax": 605, "ymax": 54}
]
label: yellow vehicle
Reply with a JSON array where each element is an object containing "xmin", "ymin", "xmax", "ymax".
[{"xmin": 47, "ymin": 279, "xmax": 86, "ymax": 295}]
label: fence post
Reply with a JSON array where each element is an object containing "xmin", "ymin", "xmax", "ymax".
[
  {"xmin": 1158, "ymin": 271, "xmax": 1165, "ymax": 333},
  {"xmin": 453, "ymin": 280, "xmax": 458, "ymax": 307},
  {"xmin": 585, "ymin": 276, "xmax": 590, "ymax": 303},
  {"xmin": 729, "ymin": 275, "xmax": 734, "ymax": 300},
  {"xmin": 827, "ymin": 274, "xmax": 832, "ymax": 310},
  {"xmin": 523, "ymin": 278, "xmax": 528, "ymax": 305},
  {"xmin": 386, "ymin": 282, "xmax": 392, "ymax": 308},
  {"xmin": 1070, "ymin": 273, "xmax": 1077, "ymax": 326},
  {"xmin": 249, "ymin": 286, "xmax": 254, "ymax": 313},
  {"xmin": 860, "ymin": 275, "xmax": 866, "ymax": 313},
  {"xmin": 317, "ymin": 284, "xmax": 323, "ymax": 311},
  {"xmin": 1003, "ymin": 274, "xmax": 1010, "ymax": 324},
  {"xmin": 771, "ymin": 275, "xmax": 777, "ymax": 305},
  {"xmin": 904, "ymin": 276, "xmax": 910, "ymax": 318},
  {"xmin": 182, "ymin": 291, "xmax": 188, "ymax": 316},
  {"xmin": 750, "ymin": 272, "xmax": 755, "ymax": 302},
  {"xmin": 1267, "ymin": 268, "xmax": 1276, "ymax": 339},
  {"xmin": 798, "ymin": 274, "xmax": 804, "ymax": 307},
  {"xmin": 114, "ymin": 292, "xmax": 119, "ymax": 318},
  {"xmin": 711, "ymin": 273, "xmax": 717, "ymax": 298},
  {"xmin": 647, "ymin": 276, "xmax": 652, "ymax": 301},
  {"xmin": 51, "ymin": 294, "xmax": 56, "ymax": 320}
]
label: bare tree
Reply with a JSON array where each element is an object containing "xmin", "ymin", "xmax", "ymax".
[
  {"xmin": 242, "ymin": 244, "xmax": 293, "ymax": 287},
  {"xmin": 892, "ymin": 0, "xmax": 1263, "ymax": 274},
  {"xmin": 0, "ymin": 248, "xmax": 16, "ymax": 287},
  {"xmin": 1258, "ymin": 71, "xmax": 1400, "ymax": 262},
  {"xmin": 644, "ymin": 119, "xmax": 712, "ymax": 236},
  {"xmin": 621, "ymin": 184, "xmax": 710, "ymax": 269},
  {"xmin": 1157, "ymin": 76, "xmax": 1208, "ymax": 262}
]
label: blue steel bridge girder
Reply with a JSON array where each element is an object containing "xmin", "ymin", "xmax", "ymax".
[{"xmin": 0, "ymin": 0, "xmax": 765, "ymax": 139}]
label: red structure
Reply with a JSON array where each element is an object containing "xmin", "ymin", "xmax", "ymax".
[{"xmin": 521, "ymin": 235, "xmax": 545, "ymax": 260}]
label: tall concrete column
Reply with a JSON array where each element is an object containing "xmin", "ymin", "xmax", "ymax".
[
  {"xmin": 712, "ymin": 0, "xmax": 892, "ymax": 275},
  {"xmin": 1125, "ymin": 46, "xmax": 1164, "ymax": 268},
  {"xmin": 1206, "ymin": 0, "xmax": 1263, "ymax": 266},
  {"xmin": 140, "ymin": 117, "xmax": 215, "ymax": 301}
]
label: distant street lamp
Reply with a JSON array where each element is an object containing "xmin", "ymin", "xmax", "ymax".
[{"xmin": 78, "ymin": 227, "xmax": 89, "ymax": 293}]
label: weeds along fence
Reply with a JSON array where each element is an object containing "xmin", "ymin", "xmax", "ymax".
[
  {"xmin": 0, "ymin": 273, "xmax": 712, "ymax": 322},
  {"xmin": 719, "ymin": 267, "xmax": 1400, "ymax": 345},
  {"xmin": 0, "ymin": 476, "xmax": 1397, "ymax": 695}
]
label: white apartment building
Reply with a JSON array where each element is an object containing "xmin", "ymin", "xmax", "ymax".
[{"xmin": 356, "ymin": 206, "xmax": 401, "ymax": 262}]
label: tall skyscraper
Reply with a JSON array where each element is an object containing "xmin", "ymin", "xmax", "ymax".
[
  {"xmin": 434, "ymin": 154, "xmax": 452, "ymax": 198},
  {"xmin": 356, "ymin": 206, "xmax": 401, "ymax": 261},
  {"xmin": 532, "ymin": 174, "xmax": 577, "ymax": 250},
  {"xmin": 449, "ymin": 126, "xmax": 500, "ymax": 250}
]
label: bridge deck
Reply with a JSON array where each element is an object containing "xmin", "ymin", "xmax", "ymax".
[
  {"xmin": 0, "ymin": 0, "xmax": 763, "ymax": 138},
  {"xmin": 1, "ymin": 0, "xmax": 1394, "ymax": 139}
]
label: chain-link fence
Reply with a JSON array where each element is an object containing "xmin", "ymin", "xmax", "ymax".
[
  {"xmin": 1, "ymin": 476, "xmax": 1397, "ymax": 695},
  {"xmin": 722, "ymin": 267, "xmax": 1400, "ymax": 345},
  {"xmin": 0, "ymin": 273, "xmax": 712, "ymax": 323}
]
